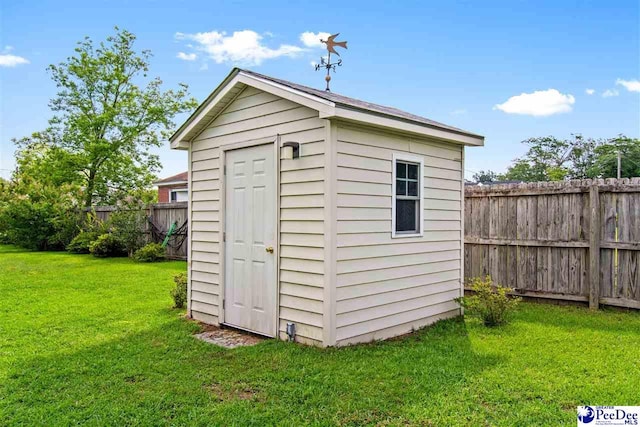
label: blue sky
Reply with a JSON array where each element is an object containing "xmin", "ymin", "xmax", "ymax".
[{"xmin": 1, "ymin": 0, "xmax": 639, "ymax": 180}]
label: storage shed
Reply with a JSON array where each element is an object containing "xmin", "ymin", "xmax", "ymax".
[{"xmin": 170, "ymin": 68, "xmax": 484, "ymax": 346}]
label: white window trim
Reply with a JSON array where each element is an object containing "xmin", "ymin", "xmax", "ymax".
[
  {"xmin": 170, "ymin": 188, "xmax": 189, "ymax": 202},
  {"xmin": 391, "ymin": 153, "xmax": 424, "ymax": 238}
]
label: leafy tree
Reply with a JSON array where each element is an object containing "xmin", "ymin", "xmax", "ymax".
[
  {"xmin": 12, "ymin": 138, "xmax": 79, "ymax": 188},
  {"xmin": 472, "ymin": 170, "xmax": 500, "ymax": 184},
  {"xmin": 501, "ymin": 160, "xmax": 548, "ymax": 182},
  {"xmin": 0, "ymin": 181, "xmax": 81, "ymax": 250},
  {"xmin": 569, "ymin": 135, "xmax": 600, "ymax": 179},
  {"xmin": 502, "ymin": 135, "xmax": 600, "ymax": 182},
  {"xmin": 588, "ymin": 136, "xmax": 640, "ymax": 179},
  {"xmin": 0, "ymin": 178, "xmax": 12, "ymax": 243},
  {"xmin": 12, "ymin": 28, "xmax": 197, "ymax": 207},
  {"xmin": 501, "ymin": 134, "xmax": 639, "ymax": 182}
]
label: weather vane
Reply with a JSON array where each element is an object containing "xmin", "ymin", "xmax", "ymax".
[{"xmin": 315, "ymin": 33, "xmax": 348, "ymax": 91}]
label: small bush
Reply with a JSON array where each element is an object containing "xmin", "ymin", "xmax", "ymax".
[
  {"xmin": 171, "ymin": 272, "xmax": 187, "ymax": 309},
  {"xmin": 89, "ymin": 233, "xmax": 126, "ymax": 257},
  {"xmin": 81, "ymin": 210, "xmax": 109, "ymax": 235},
  {"xmin": 456, "ymin": 276, "xmax": 521, "ymax": 327},
  {"xmin": 133, "ymin": 243, "xmax": 166, "ymax": 262},
  {"xmin": 109, "ymin": 207, "xmax": 148, "ymax": 257},
  {"xmin": 67, "ymin": 231, "xmax": 100, "ymax": 253}
]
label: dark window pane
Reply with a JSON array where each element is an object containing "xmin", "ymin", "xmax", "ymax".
[
  {"xmin": 396, "ymin": 199, "xmax": 417, "ymax": 232},
  {"xmin": 408, "ymin": 163, "xmax": 418, "ymax": 180},
  {"xmin": 396, "ymin": 162, "xmax": 407, "ymax": 178},
  {"xmin": 396, "ymin": 180, "xmax": 406, "ymax": 196},
  {"xmin": 408, "ymin": 181, "xmax": 418, "ymax": 196}
]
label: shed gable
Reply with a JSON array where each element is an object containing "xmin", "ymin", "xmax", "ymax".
[{"xmin": 171, "ymin": 68, "xmax": 484, "ymax": 149}]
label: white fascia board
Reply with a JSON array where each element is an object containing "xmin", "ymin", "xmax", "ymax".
[
  {"xmin": 170, "ymin": 73, "xmax": 245, "ymax": 148},
  {"xmin": 321, "ymin": 107, "xmax": 485, "ymax": 147},
  {"xmin": 237, "ymin": 73, "xmax": 336, "ymax": 116}
]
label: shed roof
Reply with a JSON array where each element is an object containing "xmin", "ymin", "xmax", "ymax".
[
  {"xmin": 239, "ymin": 69, "xmax": 479, "ymax": 137},
  {"xmin": 170, "ymin": 68, "xmax": 484, "ymax": 148}
]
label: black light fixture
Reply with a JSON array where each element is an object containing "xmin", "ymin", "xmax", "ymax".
[{"xmin": 282, "ymin": 141, "xmax": 300, "ymax": 160}]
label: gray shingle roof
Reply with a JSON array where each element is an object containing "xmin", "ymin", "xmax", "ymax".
[{"xmin": 239, "ymin": 68, "xmax": 482, "ymax": 138}]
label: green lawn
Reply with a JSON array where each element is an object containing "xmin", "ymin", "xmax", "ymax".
[{"xmin": 0, "ymin": 245, "xmax": 638, "ymax": 426}]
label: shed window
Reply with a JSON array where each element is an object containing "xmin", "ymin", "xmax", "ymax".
[{"xmin": 392, "ymin": 154, "xmax": 424, "ymax": 237}]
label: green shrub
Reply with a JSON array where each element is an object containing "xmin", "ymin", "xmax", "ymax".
[
  {"xmin": 456, "ymin": 276, "xmax": 521, "ymax": 327},
  {"xmin": 0, "ymin": 232, "xmax": 11, "ymax": 244},
  {"xmin": 109, "ymin": 206, "xmax": 148, "ymax": 257},
  {"xmin": 67, "ymin": 231, "xmax": 100, "ymax": 253},
  {"xmin": 89, "ymin": 233, "xmax": 126, "ymax": 257},
  {"xmin": 133, "ymin": 243, "xmax": 166, "ymax": 262},
  {"xmin": 80, "ymin": 210, "xmax": 109, "ymax": 235},
  {"xmin": 0, "ymin": 183, "xmax": 81, "ymax": 251},
  {"xmin": 171, "ymin": 272, "xmax": 187, "ymax": 309}
]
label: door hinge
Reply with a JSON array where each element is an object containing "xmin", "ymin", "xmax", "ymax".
[
  {"xmin": 222, "ymin": 299, "xmax": 225, "ymax": 309},
  {"xmin": 223, "ymin": 165, "xmax": 227, "ymax": 175},
  {"xmin": 223, "ymin": 232, "xmax": 226, "ymax": 242}
]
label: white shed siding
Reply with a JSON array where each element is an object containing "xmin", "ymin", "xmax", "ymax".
[
  {"xmin": 334, "ymin": 124, "xmax": 463, "ymax": 344},
  {"xmin": 188, "ymin": 86, "xmax": 325, "ymax": 344},
  {"xmin": 278, "ymin": 125, "xmax": 326, "ymax": 344}
]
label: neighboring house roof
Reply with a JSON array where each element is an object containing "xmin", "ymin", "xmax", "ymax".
[
  {"xmin": 154, "ymin": 171, "xmax": 188, "ymax": 186},
  {"xmin": 170, "ymin": 68, "xmax": 484, "ymax": 149}
]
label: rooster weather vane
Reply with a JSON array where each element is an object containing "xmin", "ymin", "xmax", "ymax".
[{"xmin": 315, "ymin": 33, "xmax": 348, "ymax": 91}]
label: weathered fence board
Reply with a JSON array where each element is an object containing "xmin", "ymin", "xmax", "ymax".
[
  {"xmin": 92, "ymin": 202, "xmax": 188, "ymax": 260},
  {"xmin": 465, "ymin": 178, "xmax": 640, "ymax": 310}
]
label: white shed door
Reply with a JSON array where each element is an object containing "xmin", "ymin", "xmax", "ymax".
[{"xmin": 224, "ymin": 144, "xmax": 276, "ymax": 336}]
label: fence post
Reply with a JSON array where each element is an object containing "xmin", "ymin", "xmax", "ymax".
[{"xmin": 589, "ymin": 183, "xmax": 601, "ymax": 309}]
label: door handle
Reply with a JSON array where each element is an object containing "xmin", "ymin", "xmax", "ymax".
[{"xmin": 265, "ymin": 246, "xmax": 274, "ymax": 253}]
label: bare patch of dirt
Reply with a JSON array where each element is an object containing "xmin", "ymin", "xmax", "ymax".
[
  {"xmin": 194, "ymin": 325, "xmax": 264, "ymax": 348},
  {"xmin": 123, "ymin": 374, "xmax": 145, "ymax": 383},
  {"xmin": 205, "ymin": 382, "xmax": 262, "ymax": 402}
]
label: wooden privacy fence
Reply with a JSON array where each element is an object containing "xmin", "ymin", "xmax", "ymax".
[
  {"xmin": 92, "ymin": 202, "xmax": 188, "ymax": 260},
  {"xmin": 465, "ymin": 178, "xmax": 640, "ymax": 310}
]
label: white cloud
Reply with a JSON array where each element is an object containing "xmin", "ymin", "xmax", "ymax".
[
  {"xmin": 616, "ymin": 78, "xmax": 640, "ymax": 93},
  {"xmin": 602, "ymin": 89, "xmax": 619, "ymax": 98},
  {"xmin": 585, "ymin": 88, "xmax": 595, "ymax": 95},
  {"xmin": 494, "ymin": 89, "xmax": 575, "ymax": 117},
  {"xmin": 0, "ymin": 53, "xmax": 29, "ymax": 67},
  {"xmin": 175, "ymin": 30, "xmax": 304, "ymax": 66},
  {"xmin": 300, "ymin": 32, "xmax": 331, "ymax": 48},
  {"xmin": 176, "ymin": 52, "xmax": 197, "ymax": 61}
]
